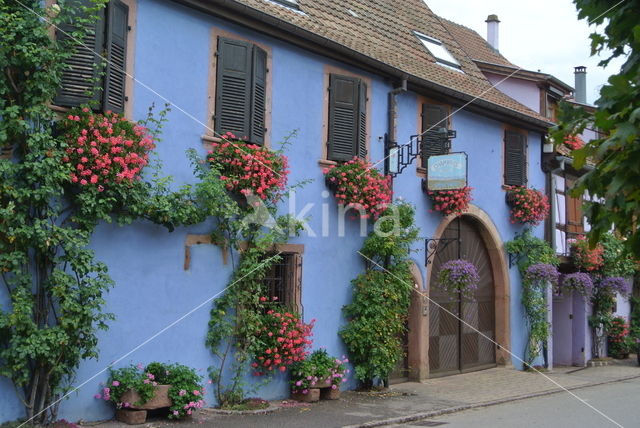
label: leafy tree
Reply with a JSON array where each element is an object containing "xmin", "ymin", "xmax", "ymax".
[{"xmin": 552, "ymin": 0, "xmax": 640, "ymax": 255}]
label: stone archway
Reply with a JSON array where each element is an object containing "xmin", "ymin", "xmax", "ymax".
[{"xmin": 419, "ymin": 205, "xmax": 511, "ymax": 378}]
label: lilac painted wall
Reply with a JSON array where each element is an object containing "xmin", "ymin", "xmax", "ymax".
[{"xmin": 485, "ymin": 72, "xmax": 541, "ymax": 114}]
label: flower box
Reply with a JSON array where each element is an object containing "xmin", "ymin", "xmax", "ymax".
[
  {"xmin": 291, "ymin": 388, "xmax": 320, "ymax": 402},
  {"xmin": 119, "ymin": 384, "xmax": 172, "ymax": 410},
  {"xmin": 320, "ymin": 387, "xmax": 341, "ymax": 400}
]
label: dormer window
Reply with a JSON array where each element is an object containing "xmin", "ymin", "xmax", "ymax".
[
  {"xmin": 413, "ymin": 31, "xmax": 462, "ymax": 71},
  {"xmin": 270, "ymin": 0, "xmax": 299, "ymax": 10}
]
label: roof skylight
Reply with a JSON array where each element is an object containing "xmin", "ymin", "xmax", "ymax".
[
  {"xmin": 270, "ymin": 0, "xmax": 299, "ymax": 10},
  {"xmin": 413, "ymin": 31, "xmax": 462, "ymax": 71}
]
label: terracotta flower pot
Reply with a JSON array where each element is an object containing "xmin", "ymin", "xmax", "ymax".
[{"xmin": 320, "ymin": 387, "xmax": 341, "ymax": 400}]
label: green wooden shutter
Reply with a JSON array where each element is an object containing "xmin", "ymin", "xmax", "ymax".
[
  {"xmin": 421, "ymin": 104, "xmax": 448, "ymax": 167},
  {"xmin": 103, "ymin": 0, "xmax": 129, "ymax": 114},
  {"xmin": 357, "ymin": 81, "xmax": 367, "ymax": 159},
  {"xmin": 504, "ymin": 130, "xmax": 527, "ymax": 186},
  {"xmin": 215, "ymin": 37, "xmax": 253, "ymax": 140},
  {"xmin": 54, "ymin": 0, "xmax": 105, "ymax": 107},
  {"xmin": 250, "ymin": 45, "xmax": 267, "ymax": 145},
  {"xmin": 327, "ymin": 74, "xmax": 359, "ymax": 162}
]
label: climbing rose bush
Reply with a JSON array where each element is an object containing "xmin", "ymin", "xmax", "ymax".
[
  {"xmin": 61, "ymin": 107, "xmax": 155, "ymax": 191},
  {"xmin": 570, "ymin": 235, "xmax": 604, "ymax": 272},
  {"xmin": 427, "ymin": 186, "xmax": 472, "ymax": 216},
  {"xmin": 505, "ymin": 185, "xmax": 550, "ymax": 225},
  {"xmin": 323, "ymin": 157, "xmax": 392, "ymax": 219},
  {"xmin": 435, "ymin": 259, "xmax": 480, "ymax": 299},
  {"xmin": 252, "ymin": 306, "xmax": 314, "ymax": 376},
  {"xmin": 208, "ymin": 132, "xmax": 289, "ymax": 203}
]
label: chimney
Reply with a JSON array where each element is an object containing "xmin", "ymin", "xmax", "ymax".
[
  {"xmin": 485, "ymin": 14, "xmax": 500, "ymax": 51},
  {"xmin": 574, "ymin": 66, "xmax": 587, "ymax": 104}
]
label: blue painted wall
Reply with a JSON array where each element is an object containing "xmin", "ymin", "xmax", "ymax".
[{"xmin": 0, "ymin": 0, "xmax": 547, "ymax": 421}]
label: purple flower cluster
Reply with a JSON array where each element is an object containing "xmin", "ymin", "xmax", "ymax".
[
  {"xmin": 436, "ymin": 259, "xmax": 480, "ymax": 298},
  {"xmin": 524, "ymin": 263, "xmax": 560, "ymax": 286},
  {"xmin": 599, "ymin": 276, "xmax": 631, "ymax": 297},
  {"xmin": 561, "ymin": 272, "xmax": 593, "ymax": 297}
]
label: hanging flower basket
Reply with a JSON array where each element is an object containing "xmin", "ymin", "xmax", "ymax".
[
  {"xmin": 435, "ymin": 259, "xmax": 480, "ymax": 299},
  {"xmin": 426, "ymin": 186, "xmax": 472, "ymax": 216},
  {"xmin": 524, "ymin": 263, "xmax": 560, "ymax": 289},
  {"xmin": 323, "ymin": 157, "xmax": 392, "ymax": 220},
  {"xmin": 569, "ymin": 235, "xmax": 604, "ymax": 272},
  {"xmin": 208, "ymin": 132, "xmax": 289, "ymax": 205},
  {"xmin": 559, "ymin": 272, "xmax": 593, "ymax": 297},
  {"xmin": 504, "ymin": 185, "xmax": 549, "ymax": 225}
]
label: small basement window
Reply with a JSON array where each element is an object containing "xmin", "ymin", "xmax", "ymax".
[{"xmin": 413, "ymin": 31, "xmax": 462, "ymax": 71}]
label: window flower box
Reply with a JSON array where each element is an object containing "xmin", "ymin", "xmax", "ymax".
[{"xmin": 505, "ymin": 185, "xmax": 549, "ymax": 225}]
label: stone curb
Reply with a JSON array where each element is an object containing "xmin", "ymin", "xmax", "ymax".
[
  {"xmin": 200, "ymin": 404, "xmax": 281, "ymax": 415},
  {"xmin": 341, "ymin": 375, "xmax": 640, "ymax": 428}
]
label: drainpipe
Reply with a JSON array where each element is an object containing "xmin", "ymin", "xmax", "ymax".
[
  {"xmin": 386, "ymin": 78, "xmax": 407, "ymax": 186},
  {"xmin": 545, "ymin": 157, "xmax": 565, "ymax": 370},
  {"xmin": 381, "ymin": 79, "xmax": 406, "ymax": 388}
]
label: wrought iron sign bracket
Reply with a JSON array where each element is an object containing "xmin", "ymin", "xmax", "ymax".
[
  {"xmin": 425, "ymin": 237, "xmax": 459, "ymax": 265},
  {"xmin": 384, "ymin": 129, "xmax": 457, "ymax": 177}
]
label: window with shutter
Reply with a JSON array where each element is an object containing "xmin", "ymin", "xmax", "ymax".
[
  {"xmin": 54, "ymin": 0, "xmax": 129, "ymax": 114},
  {"xmin": 420, "ymin": 103, "xmax": 449, "ymax": 167},
  {"xmin": 504, "ymin": 130, "xmax": 527, "ymax": 186},
  {"xmin": 327, "ymin": 74, "xmax": 367, "ymax": 162},
  {"xmin": 214, "ymin": 37, "xmax": 267, "ymax": 145}
]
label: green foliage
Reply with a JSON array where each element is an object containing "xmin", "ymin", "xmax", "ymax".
[
  {"xmin": 340, "ymin": 202, "xmax": 418, "ymax": 387},
  {"xmin": 505, "ymin": 229, "xmax": 559, "ymax": 271},
  {"xmin": 506, "ymin": 229, "xmax": 559, "ymax": 365},
  {"xmin": 629, "ymin": 296, "xmax": 640, "ymax": 340},
  {"xmin": 598, "ymin": 232, "xmax": 637, "ymax": 277},
  {"xmin": 552, "ymin": 0, "xmax": 640, "ymax": 256},
  {"xmin": 0, "ymin": 2, "xmax": 202, "ymax": 422}
]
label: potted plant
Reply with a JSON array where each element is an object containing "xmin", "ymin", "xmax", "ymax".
[
  {"xmin": 607, "ymin": 317, "xmax": 632, "ymax": 359},
  {"xmin": 426, "ymin": 187, "xmax": 472, "ymax": 217},
  {"xmin": 504, "ymin": 185, "xmax": 549, "ymax": 225},
  {"xmin": 289, "ymin": 349, "xmax": 349, "ymax": 401},
  {"xmin": 96, "ymin": 362, "xmax": 205, "ymax": 423},
  {"xmin": 323, "ymin": 157, "xmax": 392, "ymax": 219},
  {"xmin": 434, "ymin": 259, "xmax": 480, "ymax": 299}
]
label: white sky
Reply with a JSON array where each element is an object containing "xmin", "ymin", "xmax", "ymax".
[{"xmin": 424, "ymin": 0, "xmax": 625, "ymax": 105}]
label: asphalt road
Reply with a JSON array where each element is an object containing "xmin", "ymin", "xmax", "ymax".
[{"xmin": 385, "ymin": 378, "xmax": 640, "ymax": 428}]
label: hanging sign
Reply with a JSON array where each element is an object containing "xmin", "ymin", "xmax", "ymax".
[{"xmin": 427, "ymin": 152, "xmax": 468, "ymax": 190}]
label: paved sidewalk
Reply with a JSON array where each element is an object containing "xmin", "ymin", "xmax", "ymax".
[{"xmin": 93, "ymin": 359, "xmax": 639, "ymax": 428}]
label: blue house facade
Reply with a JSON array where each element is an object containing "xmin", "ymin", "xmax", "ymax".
[{"xmin": 0, "ymin": 0, "xmax": 555, "ymax": 421}]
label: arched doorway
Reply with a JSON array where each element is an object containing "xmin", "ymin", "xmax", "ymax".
[{"xmin": 428, "ymin": 216, "xmax": 497, "ymax": 377}]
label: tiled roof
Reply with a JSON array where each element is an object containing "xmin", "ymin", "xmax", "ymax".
[
  {"xmin": 438, "ymin": 17, "xmax": 517, "ymax": 68},
  {"xmin": 202, "ymin": 0, "xmax": 552, "ymax": 128}
]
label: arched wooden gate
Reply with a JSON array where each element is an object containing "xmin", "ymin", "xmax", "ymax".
[{"xmin": 428, "ymin": 216, "xmax": 496, "ymax": 377}]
